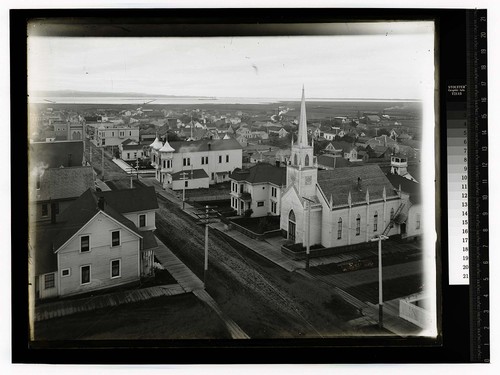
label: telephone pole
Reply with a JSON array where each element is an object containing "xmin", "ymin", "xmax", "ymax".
[
  {"xmin": 370, "ymin": 234, "xmax": 388, "ymax": 328},
  {"xmin": 302, "ymin": 196, "xmax": 315, "ymax": 270},
  {"xmin": 179, "ymin": 172, "xmax": 189, "ymax": 210},
  {"xmin": 101, "ymin": 147, "xmax": 105, "ymax": 181},
  {"xmin": 194, "ymin": 205, "xmax": 220, "ymax": 289}
]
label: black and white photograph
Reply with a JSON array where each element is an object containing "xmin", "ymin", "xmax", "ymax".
[{"xmin": 26, "ymin": 18, "xmax": 437, "ymax": 343}]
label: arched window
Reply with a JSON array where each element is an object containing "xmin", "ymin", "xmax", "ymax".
[
  {"xmin": 356, "ymin": 214, "xmax": 361, "ymax": 235},
  {"xmin": 337, "ymin": 217, "xmax": 343, "ymax": 239},
  {"xmin": 294, "ymin": 154, "xmax": 298, "ymax": 166},
  {"xmin": 374, "ymin": 211, "xmax": 378, "ymax": 232},
  {"xmin": 304, "ymin": 154, "xmax": 310, "ymax": 167},
  {"xmin": 288, "ymin": 210, "xmax": 296, "ymax": 242}
]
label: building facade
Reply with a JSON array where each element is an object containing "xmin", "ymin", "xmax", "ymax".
[
  {"xmin": 31, "ymin": 188, "xmax": 158, "ymax": 300},
  {"xmin": 229, "ymin": 163, "xmax": 286, "ymax": 217},
  {"xmin": 150, "ymin": 137, "xmax": 243, "ymax": 190},
  {"xmin": 96, "ymin": 125, "xmax": 140, "ymax": 147},
  {"xmin": 279, "ymin": 87, "xmax": 403, "ymax": 249}
]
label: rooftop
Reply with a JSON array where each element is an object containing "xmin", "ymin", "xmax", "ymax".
[
  {"xmin": 385, "ymin": 173, "xmax": 421, "ymax": 204},
  {"xmin": 95, "ymin": 186, "xmax": 159, "ymax": 213},
  {"xmin": 230, "ymin": 163, "xmax": 287, "ymax": 186},
  {"xmin": 30, "ymin": 140, "xmax": 84, "ymax": 169},
  {"xmin": 317, "ymin": 164, "xmax": 399, "ymax": 206},
  {"xmin": 30, "ymin": 166, "xmax": 95, "ymax": 202}
]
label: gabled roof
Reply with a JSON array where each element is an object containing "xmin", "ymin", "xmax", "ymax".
[
  {"xmin": 386, "ymin": 173, "xmax": 421, "ymax": 204},
  {"xmin": 121, "ymin": 138, "xmax": 139, "ymax": 146},
  {"xmin": 95, "ymin": 186, "xmax": 159, "ymax": 213},
  {"xmin": 169, "ymin": 138, "xmax": 242, "ymax": 153},
  {"xmin": 325, "ymin": 141, "xmax": 355, "ymax": 152},
  {"xmin": 230, "ymin": 163, "xmax": 287, "ymax": 186},
  {"xmin": 317, "ymin": 164, "xmax": 398, "ymax": 206},
  {"xmin": 53, "ymin": 189, "xmax": 144, "ymax": 251},
  {"xmin": 407, "ymin": 165, "xmax": 421, "ymax": 182},
  {"xmin": 170, "ymin": 168, "xmax": 209, "ymax": 181},
  {"xmin": 31, "ymin": 166, "xmax": 95, "ymax": 202},
  {"xmin": 30, "ymin": 140, "xmax": 84, "ymax": 168}
]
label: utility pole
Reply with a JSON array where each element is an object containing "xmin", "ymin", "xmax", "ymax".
[
  {"xmin": 194, "ymin": 205, "xmax": 219, "ymax": 289},
  {"xmin": 101, "ymin": 147, "xmax": 105, "ymax": 181},
  {"xmin": 302, "ymin": 196, "xmax": 315, "ymax": 270},
  {"xmin": 179, "ymin": 172, "xmax": 189, "ymax": 210},
  {"xmin": 204, "ymin": 205, "xmax": 209, "ymax": 286},
  {"xmin": 370, "ymin": 234, "xmax": 389, "ymax": 328}
]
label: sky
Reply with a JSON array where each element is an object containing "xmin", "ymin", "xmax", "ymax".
[{"xmin": 28, "ymin": 21, "xmax": 434, "ymax": 100}]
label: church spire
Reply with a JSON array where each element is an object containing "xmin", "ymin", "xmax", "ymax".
[{"xmin": 298, "ymin": 85, "xmax": 309, "ymax": 147}]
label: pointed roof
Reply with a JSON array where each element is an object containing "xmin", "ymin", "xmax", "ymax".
[
  {"xmin": 159, "ymin": 139, "xmax": 175, "ymax": 152},
  {"xmin": 150, "ymin": 136, "xmax": 163, "ymax": 150},
  {"xmin": 297, "ymin": 85, "xmax": 309, "ymax": 147}
]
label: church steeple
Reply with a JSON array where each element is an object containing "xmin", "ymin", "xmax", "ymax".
[
  {"xmin": 297, "ymin": 85, "xmax": 309, "ymax": 147},
  {"xmin": 286, "ymin": 86, "xmax": 317, "ymax": 198}
]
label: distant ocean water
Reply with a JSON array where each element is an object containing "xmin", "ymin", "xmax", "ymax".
[{"xmin": 28, "ymin": 96, "xmax": 421, "ymax": 105}]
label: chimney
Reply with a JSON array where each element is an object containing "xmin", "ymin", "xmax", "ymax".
[
  {"xmin": 98, "ymin": 196, "xmax": 105, "ymax": 210},
  {"xmin": 357, "ymin": 177, "xmax": 362, "ymax": 191}
]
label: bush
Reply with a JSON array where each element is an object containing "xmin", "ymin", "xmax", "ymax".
[{"xmin": 243, "ymin": 208, "xmax": 253, "ymax": 218}]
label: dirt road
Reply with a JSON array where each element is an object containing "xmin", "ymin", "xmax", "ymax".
[{"xmin": 153, "ymin": 194, "xmax": 360, "ymax": 338}]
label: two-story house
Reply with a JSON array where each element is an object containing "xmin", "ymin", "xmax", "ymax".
[
  {"xmin": 96, "ymin": 125, "xmax": 140, "ymax": 147},
  {"xmin": 150, "ymin": 137, "xmax": 243, "ymax": 190},
  {"xmin": 119, "ymin": 139, "xmax": 145, "ymax": 161},
  {"xmin": 30, "ymin": 187, "xmax": 158, "ymax": 300},
  {"xmin": 229, "ymin": 163, "xmax": 287, "ymax": 217}
]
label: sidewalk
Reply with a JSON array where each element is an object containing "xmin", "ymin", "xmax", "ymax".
[
  {"xmin": 35, "ymin": 283, "xmax": 185, "ymax": 322},
  {"xmin": 348, "ymin": 299, "xmax": 421, "ymax": 336}
]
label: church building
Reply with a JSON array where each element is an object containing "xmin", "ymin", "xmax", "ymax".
[{"xmin": 279, "ymin": 87, "xmax": 404, "ymax": 248}]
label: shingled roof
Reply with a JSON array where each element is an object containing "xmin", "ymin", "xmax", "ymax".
[
  {"xmin": 95, "ymin": 186, "xmax": 159, "ymax": 213},
  {"xmin": 230, "ymin": 163, "xmax": 287, "ymax": 186},
  {"xmin": 317, "ymin": 164, "xmax": 399, "ymax": 206},
  {"xmin": 317, "ymin": 154, "xmax": 354, "ymax": 169},
  {"xmin": 386, "ymin": 173, "xmax": 421, "ymax": 204},
  {"xmin": 30, "ymin": 140, "xmax": 84, "ymax": 168},
  {"xmin": 30, "ymin": 166, "xmax": 95, "ymax": 202},
  {"xmin": 53, "ymin": 189, "xmax": 144, "ymax": 251}
]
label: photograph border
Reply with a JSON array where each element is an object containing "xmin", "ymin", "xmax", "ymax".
[{"xmin": 12, "ymin": 6, "xmax": 470, "ymax": 364}]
